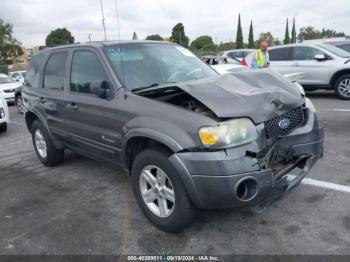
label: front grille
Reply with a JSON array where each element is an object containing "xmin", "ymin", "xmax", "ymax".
[
  {"xmin": 264, "ymin": 107, "xmax": 305, "ymax": 138},
  {"xmin": 3, "ymin": 89, "xmax": 15, "ymax": 93}
]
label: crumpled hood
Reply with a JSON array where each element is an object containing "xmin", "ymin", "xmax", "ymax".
[{"xmin": 176, "ymin": 69, "xmax": 304, "ymax": 123}]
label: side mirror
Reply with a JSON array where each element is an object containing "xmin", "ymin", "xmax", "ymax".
[
  {"xmin": 314, "ymin": 54, "xmax": 326, "ymax": 61},
  {"xmin": 91, "ymin": 80, "xmax": 111, "ymax": 99}
]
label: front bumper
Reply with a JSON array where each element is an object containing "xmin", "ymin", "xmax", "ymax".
[{"xmin": 169, "ymin": 110, "xmax": 324, "ymax": 209}]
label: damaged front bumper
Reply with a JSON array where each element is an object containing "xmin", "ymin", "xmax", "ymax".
[{"xmin": 169, "ymin": 109, "xmax": 324, "ymax": 209}]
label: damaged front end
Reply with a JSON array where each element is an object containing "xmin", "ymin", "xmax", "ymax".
[
  {"xmin": 135, "ymin": 71, "xmax": 324, "ymax": 209},
  {"xmin": 169, "ymin": 106, "xmax": 323, "ymax": 209}
]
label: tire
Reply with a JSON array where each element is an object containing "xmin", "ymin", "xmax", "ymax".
[
  {"xmin": 15, "ymin": 94, "xmax": 25, "ymax": 114},
  {"xmin": 334, "ymin": 74, "xmax": 350, "ymax": 100},
  {"xmin": 31, "ymin": 120, "xmax": 64, "ymax": 166},
  {"xmin": 131, "ymin": 148, "xmax": 197, "ymax": 233},
  {"xmin": 0, "ymin": 123, "xmax": 7, "ymax": 133}
]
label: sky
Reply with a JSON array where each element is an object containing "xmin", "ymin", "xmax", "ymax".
[{"xmin": 1, "ymin": 0, "xmax": 349, "ymax": 47}]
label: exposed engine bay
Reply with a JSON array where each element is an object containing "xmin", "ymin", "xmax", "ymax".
[{"xmin": 137, "ymin": 87, "xmax": 218, "ymax": 119}]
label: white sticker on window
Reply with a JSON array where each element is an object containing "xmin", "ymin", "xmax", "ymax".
[{"xmin": 175, "ymin": 46, "xmax": 195, "ymax": 57}]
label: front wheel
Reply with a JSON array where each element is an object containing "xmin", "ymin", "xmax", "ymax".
[
  {"xmin": 31, "ymin": 120, "xmax": 64, "ymax": 166},
  {"xmin": 334, "ymin": 74, "xmax": 350, "ymax": 100},
  {"xmin": 131, "ymin": 148, "xmax": 197, "ymax": 233},
  {"xmin": 15, "ymin": 95, "xmax": 25, "ymax": 114}
]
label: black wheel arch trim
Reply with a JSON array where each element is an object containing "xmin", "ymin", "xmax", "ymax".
[{"xmin": 329, "ymin": 69, "xmax": 350, "ymax": 88}]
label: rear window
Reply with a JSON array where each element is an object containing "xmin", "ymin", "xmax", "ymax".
[
  {"xmin": 269, "ymin": 47, "xmax": 292, "ymax": 61},
  {"xmin": 25, "ymin": 54, "xmax": 44, "ymax": 88}
]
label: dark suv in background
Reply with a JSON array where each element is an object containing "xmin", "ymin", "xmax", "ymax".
[{"xmin": 22, "ymin": 41, "xmax": 323, "ymax": 232}]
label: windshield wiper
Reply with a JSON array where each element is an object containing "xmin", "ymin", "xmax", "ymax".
[{"xmin": 132, "ymin": 82, "xmax": 177, "ymax": 93}]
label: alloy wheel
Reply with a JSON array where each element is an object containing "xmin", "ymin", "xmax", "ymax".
[
  {"xmin": 338, "ymin": 78, "xmax": 350, "ymax": 98},
  {"xmin": 139, "ymin": 165, "xmax": 175, "ymax": 218},
  {"xmin": 34, "ymin": 129, "xmax": 47, "ymax": 159}
]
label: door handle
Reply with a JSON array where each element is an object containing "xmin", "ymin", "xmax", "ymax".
[
  {"xmin": 66, "ymin": 103, "xmax": 79, "ymax": 111},
  {"xmin": 292, "ymin": 63, "xmax": 301, "ymax": 66}
]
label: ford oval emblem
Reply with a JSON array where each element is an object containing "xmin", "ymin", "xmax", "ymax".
[{"xmin": 278, "ymin": 118, "xmax": 291, "ymax": 129}]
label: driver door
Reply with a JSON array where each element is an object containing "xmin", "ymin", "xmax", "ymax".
[{"xmin": 63, "ymin": 48, "xmax": 123, "ymax": 165}]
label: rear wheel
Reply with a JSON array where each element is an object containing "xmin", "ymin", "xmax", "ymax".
[
  {"xmin": 131, "ymin": 148, "xmax": 197, "ymax": 233},
  {"xmin": 31, "ymin": 120, "xmax": 64, "ymax": 166},
  {"xmin": 334, "ymin": 74, "xmax": 350, "ymax": 100},
  {"xmin": 15, "ymin": 94, "xmax": 25, "ymax": 114}
]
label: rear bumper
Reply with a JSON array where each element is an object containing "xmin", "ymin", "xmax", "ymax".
[{"xmin": 169, "ymin": 110, "xmax": 324, "ymax": 209}]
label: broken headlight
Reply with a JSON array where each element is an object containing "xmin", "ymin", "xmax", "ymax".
[{"xmin": 199, "ymin": 118, "xmax": 258, "ymax": 148}]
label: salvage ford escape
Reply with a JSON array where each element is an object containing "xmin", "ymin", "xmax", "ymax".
[{"xmin": 22, "ymin": 41, "xmax": 324, "ymax": 233}]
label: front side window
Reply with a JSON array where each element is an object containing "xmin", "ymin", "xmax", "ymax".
[
  {"xmin": 269, "ymin": 47, "xmax": 292, "ymax": 61},
  {"xmin": 44, "ymin": 52, "xmax": 68, "ymax": 91},
  {"xmin": 70, "ymin": 51, "xmax": 108, "ymax": 95},
  {"xmin": 293, "ymin": 47, "xmax": 317, "ymax": 60},
  {"xmin": 105, "ymin": 43, "xmax": 217, "ymax": 91}
]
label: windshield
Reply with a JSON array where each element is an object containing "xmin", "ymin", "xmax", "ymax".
[
  {"xmin": 317, "ymin": 43, "xmax": 350, "ymax": 58},
  {"xmin": 0, "ymin": 76, "xmax": 14, "ymax": 84},
  {"xmin": 105, "ymin": 43, "xmax": 217, "ymax": 91}
]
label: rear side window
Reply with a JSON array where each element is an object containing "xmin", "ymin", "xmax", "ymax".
[
  {"xmin": 269, "ymin": 47, "xmax": 292, "ymax": 61},
  {"xmin": 70, "ymin": 51, "xmax": 108, "ymax": 95},
  {"xmin": 25, "ymin": 54, "xmax": 44, "ymax": 88},
  {"xmin": 44, "ymin": 52, "xmax": 68, "ymax": 91}
]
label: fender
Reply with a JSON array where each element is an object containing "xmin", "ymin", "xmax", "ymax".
[{"xmin": 25, "ymin": 109, "xmax": 65, "ymax": 150}]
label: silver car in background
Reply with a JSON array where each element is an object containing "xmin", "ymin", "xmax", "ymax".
[{"xmin": 244, "ymin": 43, "xmax": 350, "ymax": 99}]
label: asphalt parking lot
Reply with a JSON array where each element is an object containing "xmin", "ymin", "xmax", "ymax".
[{"xmin": 0, "ymin": 91, "xmax": 349, "ymax": 255}]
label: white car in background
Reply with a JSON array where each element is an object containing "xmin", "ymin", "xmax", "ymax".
[
  {"xmin": 0, "ymin": 73, "xmax": 22, "ymax": 104},
  {"xmin": 201, "ymin": 56, "xmax": 247, "ymax": 74},
  {"xmin": 9, "ymin": 70, "xmax": 26, "ymax": 84},
  {"xmin": 243, "ymin": 43, "xmax": 350, "ymax": 99},
  {"xmin": 0, "ymin": 95, "xmax": 9, "ymax": 132}
]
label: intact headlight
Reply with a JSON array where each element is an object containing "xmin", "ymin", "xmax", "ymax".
[
  {"xmin": 199, "ymin": 118, "xmax": 258, "ymax": 148},
  {"xmin": 305, "ymin": 97, "xmax": 316, "ymax": 112},
  {"xmin": 0, "ymin": 108, "xmax": 5, "ymax": 119}
]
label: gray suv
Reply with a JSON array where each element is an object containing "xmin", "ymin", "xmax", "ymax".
[{"xmin": 22, "ymin": 41, "xmax": 323, "ymax": 232}]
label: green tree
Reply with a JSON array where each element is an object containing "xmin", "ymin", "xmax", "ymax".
[
  {"xmin": 170, "ymin": 23, "xmax": 189, "ymax": 47},
  {"xmin": 284, "ymin": 18, "xmax": 290, "ymax": 44},
  {"xmin": 0, "ymin": 19, "xmax": 23, "ymax": 64},
  {"xmin": 145, "ymin": 34, "xmax": 163, "ymax": 41},
  {"xmin": 291, "ymin": 17, "xmax": 296, "ymax": 43},
  {"xmin": 217, "ymin": 42, "xmax": 235, "ymax": 51},
  {"xmin": 45, "ymin": 28, "xmax": 74, "ymax": 46},
  {"xmin": 190, "ymin": 35, "xmax": 216, "ymax": 52},
  {"xmin": 322, "ymin": 29, "xmax": 345, "ymax": 38},
  {"xmin": 256, "ymin": 32, "xmax": 274, "ymax": 46},
  {"xmin": 298, "ymin": 26, "xmax": 322, "ymax": 41},
  {"xmin": 248, "ymin": 20, "xmax": 255, "ymax": 48},
  {"xmin": 235, "ymin": 14, "xmax": 243, "ymax": 49}
]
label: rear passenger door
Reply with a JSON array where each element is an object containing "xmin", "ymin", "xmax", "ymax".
[
  {"xmin": 63, "ymin": 48, "xmax": 122, "ymax": 165},
  {"xmin": 41, "ymin": 51, "xmax": 69, "ymax": 136},
  {"xmin": 268, "ymin": 47, "xmax": 293, "ymax": 75}
]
